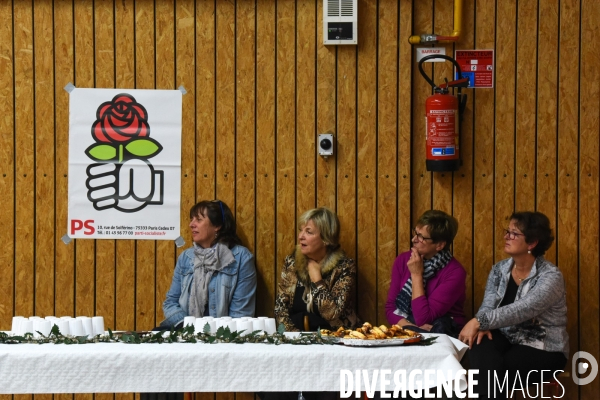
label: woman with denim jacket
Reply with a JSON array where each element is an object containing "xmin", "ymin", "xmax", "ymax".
[
  {"xmin": 459, "ymin": 211, "xmax": 568, "ymax": 399},
  {"xmin": 160, "ymin": 200, "xmax": 257, "ymax": 328}
]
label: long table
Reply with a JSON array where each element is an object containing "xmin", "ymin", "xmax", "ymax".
[{"xmin": 0, "ymin": 334, "xmax": 468, "ymax": 394}]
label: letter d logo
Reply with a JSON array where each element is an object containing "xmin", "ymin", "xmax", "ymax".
[{"xmin": 572, "ymin": 351, "xmax": 598, "ymax": 385}]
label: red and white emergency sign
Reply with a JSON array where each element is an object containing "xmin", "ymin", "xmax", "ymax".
[{"xmin": 454, "ymin": 50, "xmax": 494, "ymax": 88}]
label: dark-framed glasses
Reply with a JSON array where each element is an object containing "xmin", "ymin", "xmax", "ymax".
[
  {"xmin": 412, "ymin": 228, "xmax": 433, "ymax": 243},
  {"xmin": 502, "ymin": 228, "xmax": 525, "ymax": 240}
]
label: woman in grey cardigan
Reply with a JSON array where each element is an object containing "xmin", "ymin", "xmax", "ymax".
[{"xmin": 459, "ymin": 211, "xmax": 568, "ymax": 399}]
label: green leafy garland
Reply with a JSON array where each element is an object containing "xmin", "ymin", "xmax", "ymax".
[{"xmin": 0, "ymin": 323, "xmax": 437, "ymax": 346}]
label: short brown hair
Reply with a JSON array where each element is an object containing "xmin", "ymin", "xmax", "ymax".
[{"xmin": 416, "ymin": 210, "xmax": 459, "ymax": 251}]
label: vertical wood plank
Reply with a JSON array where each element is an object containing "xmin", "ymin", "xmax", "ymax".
[
  {"xmin": 356, "ymin": 0, "xmax": 377, "ymax": 324},
  {"xmin": 515, "ymin": 0, "xmax": 537, "ymax": 211},
  {"xmin": 196, "ymin": 0, "xmax": 216, "ymax": 204},
  {"xmin": 452, "ymin": 0, "xmax": 475, "ymax": 317},
  {"xmin": 296, "ymin": 0, "xmax": 316, "ymax": 215},
  {"xmin": 255, "ymin": 0, "xmax": 277, "ymax": 318},
  {"xmin": 134, "ymin": 0, "xmax": 157, "ymax": 331},
  {"xmin": 14, "ymin": 0, "xmax": 35, "ymax": 322},
  {"xmin": 94, "ymin": 0, "xmax": 116, "ymax": 335},
  {"xmin": 235, "ymin": 0, "xmax": 256, "ymax": 251},
  {"xmin": 336, "ymin": 46, "xmax": 357, "ymax": 274},
  {"xmin": 431, "ymin": 0, "xmax": 454, "ymax": 213},
  {"xmin": 155, "ymin": 0, "xmax": 176, "ymax": 326},
  {"xmin": 579, "ymin": 1, "xmax": 600, "ymax": 398},
  {"xmin": 0, "ymin": 0, "xmax": 14, "ymax": 331},
  {"xmin": 557, "ymin": 0, "xmax": 580, "ymax": 396},
  {"xmin": 472, "ymin": 0, "xmax": 495, "ymax": 308},
  {"xmin": 216, "ymin": 0, "xmax": 236, "ymax": 207},
  {"xmin": 376, "ymin": 0, "xmax": 398, "ymax": 326},
  {"xmin": 275, "ymin": 0, "xmax": 296, "ymax": 296},
  {"xmin": 410, "ymin": 0, "xmax": 433, "ymax": 219},
  {"xmin": 397, "ymin": 0, "xmax": 413, "ymax": 274},
  {"xmin": 33, "ymin": 0, "xmax": 55, "ymax": 321},
  {"xmin": 315, "ymin": 0, "xmax": 336, "ymax": 210},
  {"xmin": 74, "ymin": 0, "xmax": 95, "ymax": 322},
  {"xmin": 535, "ymin": 0, "xmax": 559, "ymax": 263},
  {"xmin": 493, "ymin": 0, "xmax": 516, "ymax": 259},
  {"xmin": 54, "ymin": 0, "xmax": 75, "ymax": 335}
]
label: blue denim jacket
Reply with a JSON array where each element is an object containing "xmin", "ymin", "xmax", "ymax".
[{"xmin": 160, "ymin": 244, "xmax": 256, "ymax": 327}]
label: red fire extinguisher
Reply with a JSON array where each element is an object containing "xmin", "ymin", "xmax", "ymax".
[{"xmin": 418, "ymin": 54, "xmax": 468, "ymax": 172}]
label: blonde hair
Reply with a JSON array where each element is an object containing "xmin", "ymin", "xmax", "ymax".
[{"xmin": 298, "ymin": 207, "xmax": 340, "ymax": 250}]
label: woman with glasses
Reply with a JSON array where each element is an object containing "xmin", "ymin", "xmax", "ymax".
[
  {"xmin": 160, "ymin": 200, "xmax": 257, "ymax": 328},
  {"xmin": 274, "ymin": 207, "xmax": 360, "ymax": 332},
  {"xmin": 385, "ymin": 210, "xmax": 466, "ymax": 336},
  {"xmin": 458, "ymin": 211, "xmax": 568, "ymax": 399}
]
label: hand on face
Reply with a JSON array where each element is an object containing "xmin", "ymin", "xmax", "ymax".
[{"xmin": 407, "ymin": 247, "xmax": 424, "ymax": 276}]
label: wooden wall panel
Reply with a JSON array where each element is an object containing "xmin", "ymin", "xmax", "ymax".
[
  {"xmin": 33, "ymin": 0, "xmax": 55, "ymax": 321},
  {"xmin": 0, "ymin": 0, "xmax": 14, "ymax": 333},
  {"xmin": 14, "ymin": 0, "xmax": 35, "ymax": 321},
  {"xmin": 94, "ymin": 0, "xmax": 117, "ymax": 335},
  {"xmin": 2, "ymin": 1, "xmax": 599, "ymax": 399},
  {"xmin": 493, "ymin": 0, "xmax": 516, "ymax": 259},
  {"xmin": 453, "ymin": 0, "xmax": 475, "ymax": 317},
  {"xmin": 557, "ymin": 0, "xmax": 580, "ymax": 396},
  {"xmin": 376, "ymin": 0, "xmax": 398, "ymax": 325},
  {"xmin": 515, "ymin": 0, "xmax": 537, "ymax": 212},
  {"xmin": 296, "ymin": 0, "xmax": 317, "ymax": 215},
  {"xmin": 216, "ymin": 0, "xmax": 236, "ymax": 206},
  {"xmin": 472, "ymin": 0, "xmax": 495, "ymax": 309},
  {"xmin": 356, "ymin": 0, "xmax": 377, "ymax": 324},
  {"xmin": 255, "ymin": 0, "xmax": 277, "ymax": 318},
  {"xmin": 275, "ymin": 0, "xmax": 296, "ymax": 294},
  {"xmin": 579, "ymin": 1, "xmax": 600, "ymax": 399},
  {"xmin": 235, "ymin": 0, "xmax": 256, "ymax": 253},
  {"xmin": 155, "ymin": 0, "xmax": 177, "ymax": 326}
]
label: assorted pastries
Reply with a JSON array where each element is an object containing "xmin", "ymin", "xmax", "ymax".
[{"xmin": 320, "ymin": 322, "xmax": 420, "ymax": 340}]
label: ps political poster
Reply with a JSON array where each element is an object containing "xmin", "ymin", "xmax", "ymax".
[{"xmin": 68, "ymin": 88, "xmax": 182, "ymax": 240}]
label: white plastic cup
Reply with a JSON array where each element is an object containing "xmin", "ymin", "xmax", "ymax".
[
  {"xmin": 69, "ymin": 319, "xmax": 84, "ymax": 336},
  {"xmin": 20, "ymin": 320, "xmax": 33, "ymax": 336},
  {"xmin": 11, "ymin": 316, "xmax": 25, "ymax": 334},
  {"xmin": 194, "ymin": 318, "xmax": 208, "ymax": 334},
  {"xmin": 56, "ymin": 320, "xmax": 70, "ymax": 336},
  {"xmin": 183, "ymin": 316, "xmax": 196, "ymax": 327},
  {"xmin": 32, "ymin": 320, "xmax": 43, "ymax": 338},
  {"xmin": 77, "ymin": 317, "xmax": 93, "ymax": 336},
  {"xmin": 264, "ymin": 318, "xmax": 277, "ymax": 335},
  {"xmin": 207, "ymin": 319, "xmax": 217, "ymax": 334},
  {"xmin": 237, "ymin": 321, "xmax": 251, "ymax": 336},
  {"xmin": 203, "ymin": 316, "xmax": 214, "ymax": 320},
  {"xmin": 252, "ymin": 318, "xmax": 265, "ymax": 334},
  {"xmin": 221, "ymin": 316, "xmax": 232, "ymax": 321},
  {"xmin": 44, "ymin": 316, "xmax": 57, "ymax": 321},
  {"xmin": 226, "ymin": 320, "xmax": 237, "ymax": 332},
  {"xmin": 38, "ymin": 320, "xmax": 52, "ymax": 337},
  {"xmin": 92, "ymin": 316, "xmax": 105, "ymax": 336},
  {"xmin": 257, "ymin": 316, "xmax": 268, "ymax": 320}
]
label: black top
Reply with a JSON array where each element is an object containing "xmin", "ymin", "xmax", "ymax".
[
  {"xmin": 499, "ymin": 275, "xmax": 519, "ymax": 307},
  {"xmin": 289, "ymin": 284, "xmax": 332, "ymax": 331}
]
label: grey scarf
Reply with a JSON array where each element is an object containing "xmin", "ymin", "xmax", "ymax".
[{"xmin": 188, "ymin": 242, "xmax": 235, "ymax": 318}]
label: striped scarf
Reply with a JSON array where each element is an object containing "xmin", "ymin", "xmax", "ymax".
[{"xmin": 394, "ymin": 249, "xmax": 453, "ymax": 320}]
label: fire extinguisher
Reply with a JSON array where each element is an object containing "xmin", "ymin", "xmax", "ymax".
[{"xmin": 418, "ymin": 54, "xmax": 468, "ymax": 172}]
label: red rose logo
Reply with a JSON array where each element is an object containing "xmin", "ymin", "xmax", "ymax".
[
  {"xmin": 85, "ymin": 93, "xmax": 162, "ymax": 163},
  {"xmin": 92, "ymin": 94, "xmax": 149, "ymax": 143}
]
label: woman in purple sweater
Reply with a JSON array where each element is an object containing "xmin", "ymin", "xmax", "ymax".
[{"xmin": 385, "ymin": 210, "xmax": 466, "ymax": 337}]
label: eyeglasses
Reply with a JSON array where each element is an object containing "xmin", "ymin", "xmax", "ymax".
[
  {"xmin": 502, "ymin": 229, "xmax": 525, "ymax": 240},
  {"xmin": 211, "ymin": 200, "xmax": 225, "ymax": 223},
  {"xmin": 412, "ymin": 228, "xmax": 433, "ymax": 243}
]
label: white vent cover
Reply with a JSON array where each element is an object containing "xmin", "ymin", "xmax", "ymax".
[{"xmin": 323, "ymin": 0, "xmax": 357, "ymax": 45}]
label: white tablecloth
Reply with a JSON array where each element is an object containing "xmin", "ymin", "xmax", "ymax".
[{"xmin": 0, "ymin": 334, "xmax": 468, "ymax": 394}]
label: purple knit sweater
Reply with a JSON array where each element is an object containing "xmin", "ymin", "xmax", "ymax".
[{"xmin": 385, "ymin": 251, "xmax": 467, "ymax": 328}]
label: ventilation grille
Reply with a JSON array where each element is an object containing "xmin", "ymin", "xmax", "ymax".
[{"xmin": 328, "ymin": 0, "xmax": 354, "ymax": 17}]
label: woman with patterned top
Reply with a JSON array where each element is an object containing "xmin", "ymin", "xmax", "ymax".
[
  {"xmin": 385, "ymin": 209, "xmax": 466, "ymax": 337},
  {"xmin": 458, "ymin": 211, "xmax": 568, "ymax": 399},
  {"xmin": 274, "ymin": 207, "xmax": 360, "ymax": 332}
]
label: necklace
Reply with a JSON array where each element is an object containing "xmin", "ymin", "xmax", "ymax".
[{"xmin": 513, "ymin": 268, "xmax": 529, "ymax": 282}]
